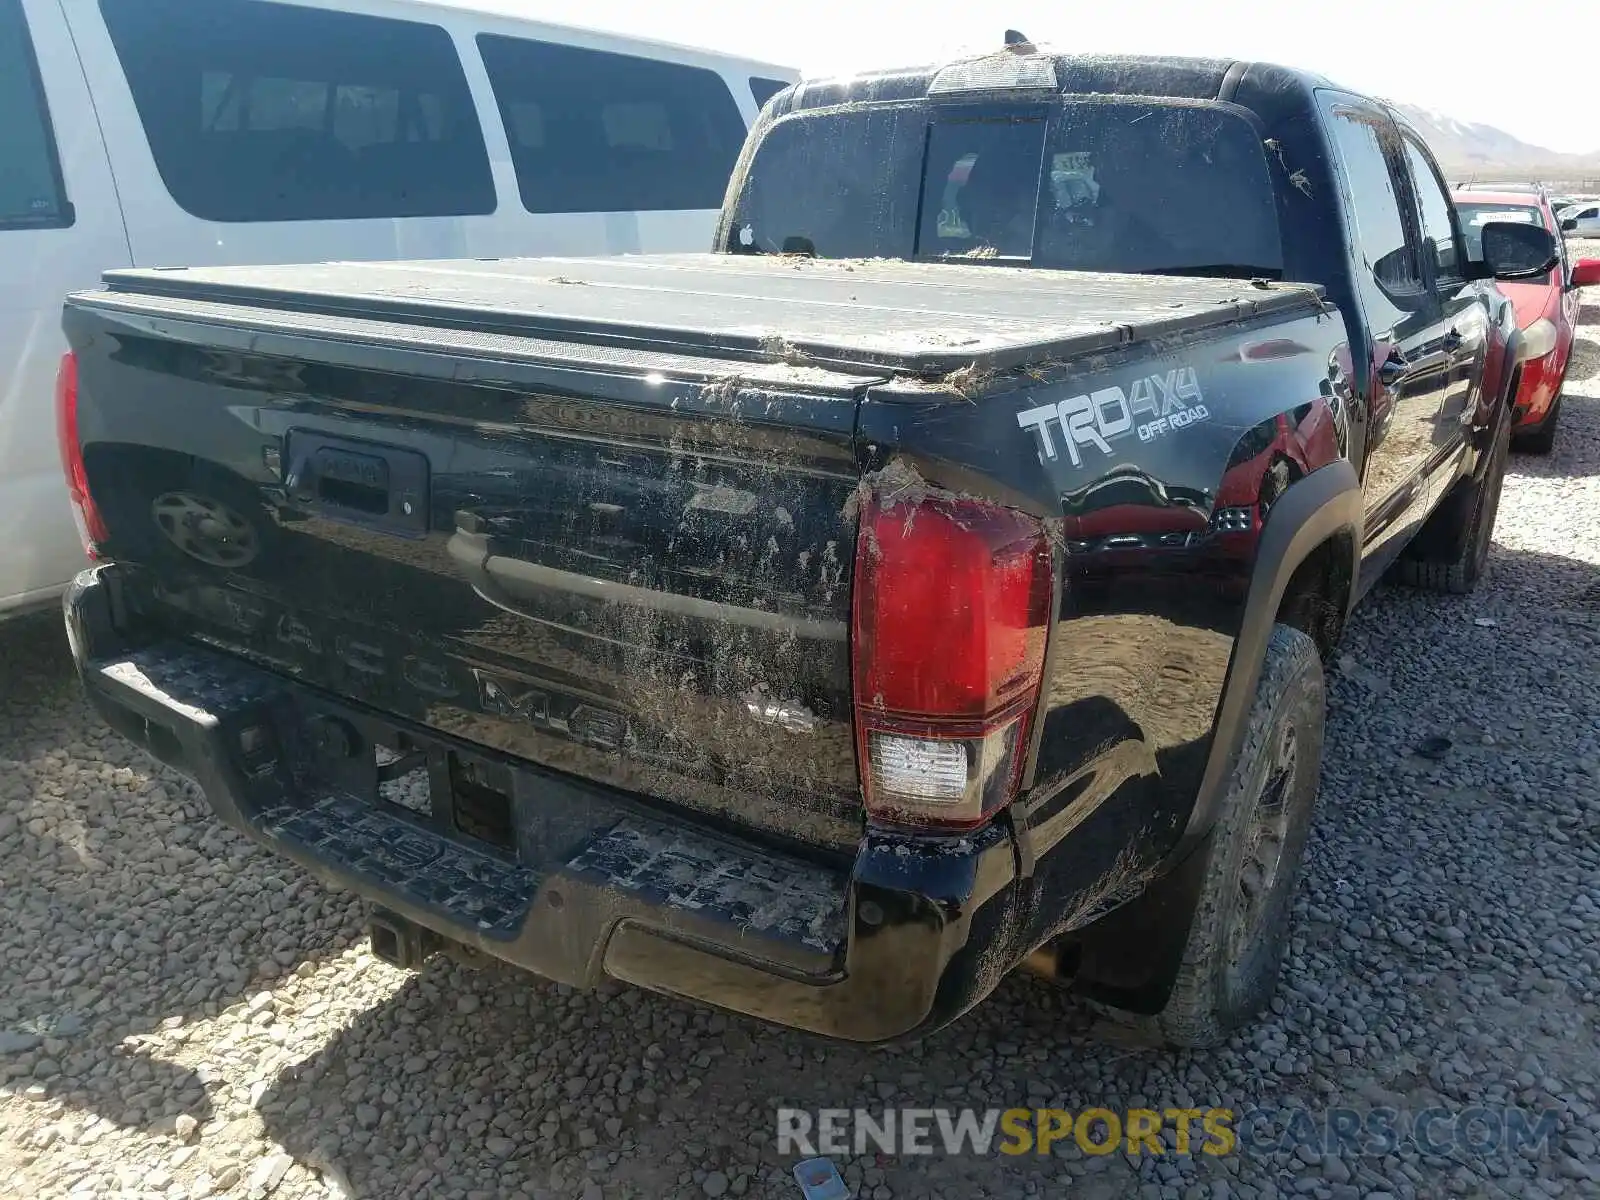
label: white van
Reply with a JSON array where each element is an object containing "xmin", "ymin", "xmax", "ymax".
[{"xmin": 0, "ymin": 0, "xmax": 795, "ymax": 619}]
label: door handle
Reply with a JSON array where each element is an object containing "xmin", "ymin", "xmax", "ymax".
[{"xmin": 1377, "ymin": 351, "xmax": 1407, "ymax": 388}]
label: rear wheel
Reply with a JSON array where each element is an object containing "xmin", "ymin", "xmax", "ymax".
[
  {"xmin": 1148, "ymin": 625, "xmax": 1325, "ymax": 1049},
  {"xmin": 1395, "ymin": 410, "xmax": 1510, "ymax": 594}
]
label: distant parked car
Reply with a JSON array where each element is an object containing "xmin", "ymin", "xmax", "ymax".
[
  {"xmin": 1456, "ymin": 189, "xmax": 1600, "ymax": 452},
  {"xmin": 1560, "ymin": 203, "xmax": 1600, "ymax": 237},
  {"xmin": 0, "ymin": 0, "xmax": 796, "ymax": 622}
]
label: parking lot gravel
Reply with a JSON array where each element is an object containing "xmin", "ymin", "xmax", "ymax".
[{"xmin": 5, "ymin": 248, "xmax": 1600, "ymax": 1200}]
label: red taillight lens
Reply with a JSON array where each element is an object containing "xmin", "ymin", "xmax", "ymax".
[
  {"xmin": 852, "ymin": 491, "xmax": 1053, "ymax": 829},
  {"xmin": 55, "ymin": 352, "xmax": 108, "ymax": 556}
]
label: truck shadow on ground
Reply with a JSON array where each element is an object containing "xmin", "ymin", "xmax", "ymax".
[
  {"xmin": 0, "ymin": 611, "xmax": 363, "ymax": 1139},
  {"xmin": 247, "ymin": 953, "xmax": 1157, "ymax": 1199}
]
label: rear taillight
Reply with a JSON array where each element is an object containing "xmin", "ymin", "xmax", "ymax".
[
  {"xmin": 852, "ymin": 491, "xmax": 1053, "ymax": 830},
  {"xmin": 55, "ymin": 352, "xmax": 108, "ymax": 557}
]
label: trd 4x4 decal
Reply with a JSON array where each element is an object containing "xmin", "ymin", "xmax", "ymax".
[{"xmin": 1016, "ymin": 367, "xmax": 1212, "ymax": 466}]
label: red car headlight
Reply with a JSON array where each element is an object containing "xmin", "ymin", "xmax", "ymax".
[{"xmin": 1521, "ymin": 318, "xmax": 1558, "ymax": 362}]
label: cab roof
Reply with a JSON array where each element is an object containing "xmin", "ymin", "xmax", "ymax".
[
  {"xmin": 777, "ymin": 52, "xmax": 1346, "ymax": 115},
  {"xmin": 763, "ymin": 50, "xmax": 1434, "ymax": 155}
]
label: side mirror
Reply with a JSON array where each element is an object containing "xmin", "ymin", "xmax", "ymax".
[
  {"xmin": 1561, "ymin": 218, "xmax": 1578, "ymax": 233},
  {"xmin": 1478, "ymin": 220, "xmax": 1558, "ymax": 280},
  {"xmin": 1370, "ymin": 246, "xmax": 1432, "ymax": 311},
  {"xmin": 1573, "ymin": 259, "xmax": 1600, "ymax": 289}
]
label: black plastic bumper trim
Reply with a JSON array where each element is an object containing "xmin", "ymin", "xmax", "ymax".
[{"xmin": 64, "ymin": 564, "xmax": 1021, "ymax": 1042}]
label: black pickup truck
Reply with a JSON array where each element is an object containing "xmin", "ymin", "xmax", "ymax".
[{"xmin": 58, "ymin": 49, "xmax": 1561, "ymax": 1047}]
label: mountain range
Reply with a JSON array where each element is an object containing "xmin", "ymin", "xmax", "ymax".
[{"xmin": 1390, "ymin": 103, "xmax": 1600, "ymax": 185}]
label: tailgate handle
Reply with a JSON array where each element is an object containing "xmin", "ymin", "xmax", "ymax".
[
  {"xmin": 289, "ymin": 447, "xmax": 391, "ymax": 514},
  {"xmin": 284, "ymin": 430, "xmax": 429, "ymax": 537}
]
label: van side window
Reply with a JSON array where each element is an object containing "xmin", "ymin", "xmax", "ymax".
[
  {"xmin": 750, "ymin": 77, "xmax": 790, "ymax": 108},
  {"xmin": 0, "ymin": 0, "xmax": 72, "ymax": 229},
  {"xmin": 99, "ymin": 0, "xmax": 495, "ymax": 223},
  {"xmin": 1320, "ymin": 100, "xmax": 1421, "ymax": 329},
  {"xmin": 477, "ymin": 35, "xmax": 747, "ymax": 214}
]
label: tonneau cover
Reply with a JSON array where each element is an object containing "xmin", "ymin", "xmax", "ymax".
[{"xmin": 98, "ymin": 253, "xmax": 1326, "ymax": 376}]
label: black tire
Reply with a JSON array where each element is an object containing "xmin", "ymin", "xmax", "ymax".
[
  {"xmin": 1394, "ymin": 410, "xmax": 1511, "ymax": 595},
  {"xmin": 1150, "ymin": 625, "xmax": 1326, "ymax": 1049},
  {"xmin": 1513, "ymin": 393, "xmax": 1560, "ymax": 455}
]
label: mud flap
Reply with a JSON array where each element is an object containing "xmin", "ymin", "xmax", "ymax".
[
  {"xmin": 1067, "ymin": 827, "xmax": 1216, "ymax": 1013},
  {"xmin": 1183, "ymin": 460, "xmax": 1360, "ymax": 844}
]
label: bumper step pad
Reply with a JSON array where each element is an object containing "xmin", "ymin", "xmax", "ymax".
[
  {"xmin": 568, "ymin": 822, "xmax": 848, "ymax": 954},
  {"xmin": 258, "ymin": 792, "xmax": 540, "ymax": 933}
]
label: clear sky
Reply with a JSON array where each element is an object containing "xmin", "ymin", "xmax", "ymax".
[{"xmin": 508, "ymin": 0, "xmax": 1598, "ymax": 155}]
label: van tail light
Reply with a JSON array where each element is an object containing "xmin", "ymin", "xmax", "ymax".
[
  {"xmin": 55, "ymin": 352, "xmax": 108, "ymax": 557},
  {"xmin": 852, "ymin": 490, "xmax": 1053, "ymax": 830}
]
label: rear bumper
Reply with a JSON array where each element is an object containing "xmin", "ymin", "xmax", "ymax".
[
  {"xmin": 0, "ymin": 582, "xmax": 69, "ymax": 621},
  {"xmin": 64, "ymin": 564, "xmax": 1022, "ymax": 1043}
]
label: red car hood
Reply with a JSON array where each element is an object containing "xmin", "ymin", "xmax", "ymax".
[{"xmin": 1499, "ymin": 275, "xmax": 1558, "ymax": 329}]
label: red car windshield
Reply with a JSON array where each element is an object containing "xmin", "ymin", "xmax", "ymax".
[{"xmin": 1456, "ymin": 202, "xmax": 1544, "ymax": 263}]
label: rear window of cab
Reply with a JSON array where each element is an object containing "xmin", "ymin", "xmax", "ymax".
[{"xmin": 727, "ymin": 97, "xmax": 1284, "ymax": 280}]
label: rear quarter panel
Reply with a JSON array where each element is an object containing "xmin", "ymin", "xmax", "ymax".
[{"xmin": 858, "ymin": 304, "xmax": 1353, "ymax": 947}]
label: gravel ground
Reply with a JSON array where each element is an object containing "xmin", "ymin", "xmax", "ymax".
[{"xmin": 5, "ymin": 251, "xmax": 1600, "ymax": 1200}]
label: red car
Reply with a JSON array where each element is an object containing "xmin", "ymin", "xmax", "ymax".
[{"xmin": 1454, "ymin": 187, "xmax": 1600, "ymax": 453}]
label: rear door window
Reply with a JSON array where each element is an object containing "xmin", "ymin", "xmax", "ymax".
[
  {"xmin": 99, "ymin": 0, "xmax": 495, "ymax": 223},
  {"xmin": 1400, "ymin": 138, "xmax": 1465, "ymax": 286},
  {"xmin": 0, "ymin": 0, "xmax": 72, "ymax": 228},
  {"xmin": 478, "ymin": 35, "xmax": 748, "ymax": 214},
  {"xmin": 1320, "ymin": 101, "xmax": 1422, "ymax": 328}
]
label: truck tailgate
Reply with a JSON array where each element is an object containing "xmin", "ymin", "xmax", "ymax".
[{"xmin": 63, "ymin": 287, "xmax": 881, "ymax": 853}]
